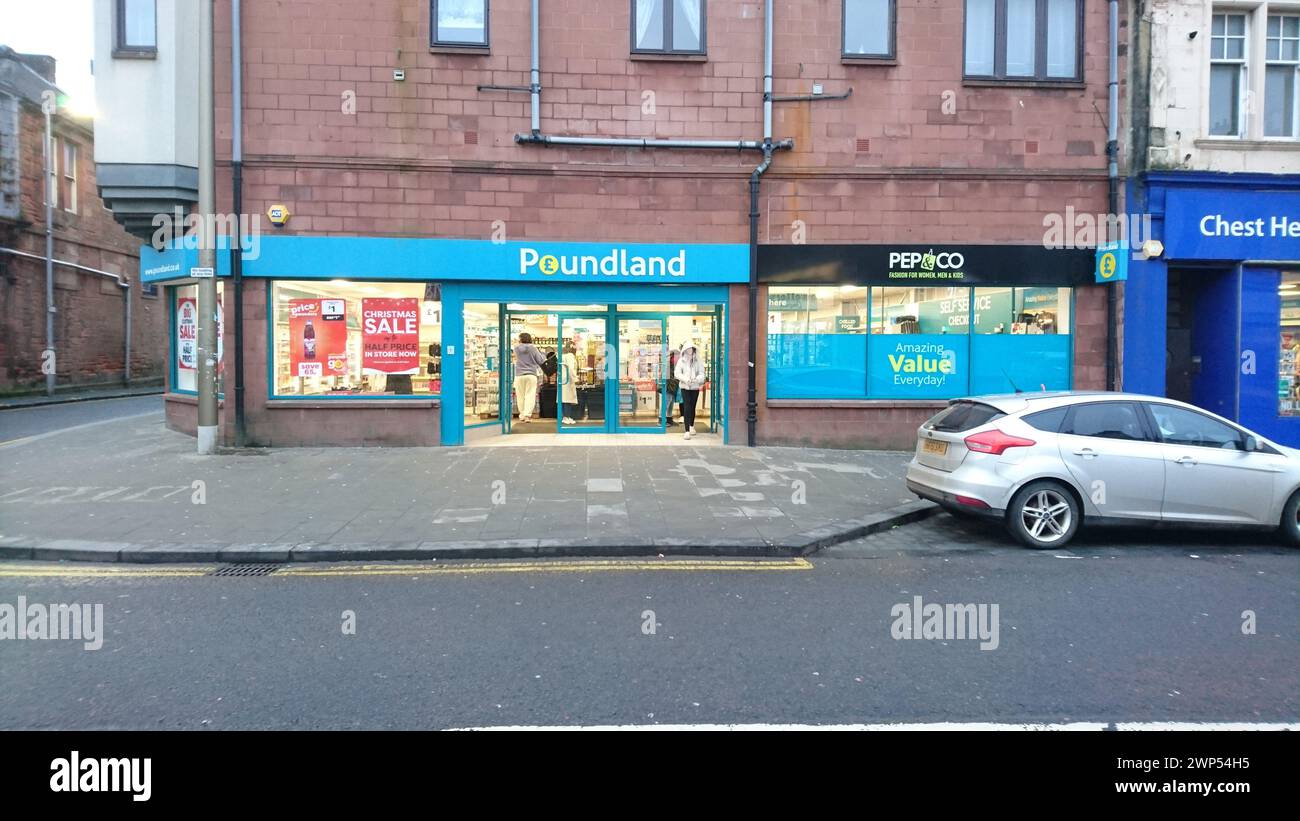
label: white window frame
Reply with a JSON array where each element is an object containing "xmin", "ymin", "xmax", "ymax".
[
  {"xmin": 1209, "ymin": 9, "xmax": 1251, "ymax": 138},
  {"xmin": 61, "ymin": 139, "xmax": 77, "ymax": 214},
  {"xmin": 1264, "ymin": 11, "xmax": 1300, "ymax": 139}
]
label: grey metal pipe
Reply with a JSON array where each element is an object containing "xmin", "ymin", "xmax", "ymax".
[
  {"xmin": 231, "ymin": 0, "xmax": 247, "ymax": 445},
  {"xmin": 44, "ymin": 102, "xmax": 54, "ymax": 396},
  {"xmin": 515, "ymin": 133, "xmax": 788, "ymax": 151},
  {"xmin": 197, "ymin": 0, "xmax": 218, "ymax": 453},
  {"xmin": 530, "ymin": 0, "xmax": 540, "ymax": 135},
  {"xmin": 763, "ymin": 0, "xmax": 772, "ymax": 141},
  {"xmin": 124, "ymin": 280, "xmax": 132, "ymax": 384}
]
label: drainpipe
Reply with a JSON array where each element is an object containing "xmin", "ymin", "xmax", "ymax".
[
  {"xmin": 1106, "ymin": 0, "xmax": 1119, "ymax": 391},
  {"xmin": 530, "ymin": 0, "xmax": 540, "ymax": 136},
  {"xmin": 43, "ymin": 99, "xmax": 55, "ymax": 396},
  {"xmin": 231, "ymin": 0, "xmax": 246, "ymax": 446},
  {"xmin": 747, "ymin": 0, "xmax": 775, "ymax": 448}
]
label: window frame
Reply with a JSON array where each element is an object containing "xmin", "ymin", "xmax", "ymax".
[
  {"xmin": 962, "ymin": 0, "xmax": 1084, "ymax": 83},
  {"xmin": 1264, "ymin": 12, "xmax": 1300, "ymax": 140},
  {"xmin": 842, "ymin": 0, "xmax": 897, "ymax": 61},
  {"xmin": 630, "ymin": 0, "xmax": 708, "ymax": 57},
  {"xmin": 429, "ymin": 0, "xmax": 490, "ymax": 50},
  {"xmin": 114, "ymin": 0, "xmax": 157, "ymax": 57},
  {"xmin": 60, "ymin": 139, "xmax": 77, "ymax": 214},
  {"xmin": 1209, "ymin": 10, "xmax": 1250, "ymax": 138}
]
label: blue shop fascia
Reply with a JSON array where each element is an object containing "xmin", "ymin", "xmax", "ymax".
[{"xmin": 1124, "ymin": 171, "xmax": 1300, "ymax": 446}]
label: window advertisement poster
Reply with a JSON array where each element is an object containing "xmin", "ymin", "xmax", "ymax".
[
  {"xmin": 362, "ymin": 297, "xmax": 420, "ymax": 374},
  {"xmin": 867, "ymin": 336, "xmax": 967, "ymax": 399},
  {"xmin": 289, "ymin": 299, "xmax": 347, "ymax": 378},
  {"xmin": 177, "ymin": 297, "xmax": 197, "ymax": 371}
]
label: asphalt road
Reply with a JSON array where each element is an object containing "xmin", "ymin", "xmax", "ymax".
[
  {"xmin": 1, "ymin": 519, "xmax": 1294, "ymax": 729},
  {"xmin": 0, "ymin": 395, "xmax": 163, "ymax": 444}
]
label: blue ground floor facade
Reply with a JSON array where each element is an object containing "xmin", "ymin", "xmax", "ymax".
[{"xmin": 1124, "ymin": 171, "xmax": 1300, "ymax": 446}]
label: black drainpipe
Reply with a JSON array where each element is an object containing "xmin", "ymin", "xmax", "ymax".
[{"xmin": 747, "ymin": 141, "xmax": 773, "ymax": 447}]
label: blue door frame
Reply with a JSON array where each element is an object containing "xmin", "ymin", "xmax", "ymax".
[{"xmin": 441, "ymin": 283, "xmax": 729, "ymax": 445}]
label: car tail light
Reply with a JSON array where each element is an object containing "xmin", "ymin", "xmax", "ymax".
[
  {"xmin": 954, "ymin": 495, "xmax": 990, "ymax": 509},
  {"xmin": 964, "ymin": 429, "xmax": 1036, "ymax": 456}
]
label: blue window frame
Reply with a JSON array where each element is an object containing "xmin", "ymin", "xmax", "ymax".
[{"xmin": 765, "ymin": 285, "xmax": 1074, "ymax": 399}]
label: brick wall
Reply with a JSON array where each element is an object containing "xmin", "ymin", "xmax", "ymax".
[{"xmin": 0, "ymin": 100, "xmax": 165, "ymax": 392}]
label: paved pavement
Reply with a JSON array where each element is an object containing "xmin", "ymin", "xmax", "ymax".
[
  {"xmin": 0, "ymin": 537, "xmax": 1293, "ymax": 729},
  {"xmin": 0, "ymin": 412, "xmax": 933, "ymax": 560}
]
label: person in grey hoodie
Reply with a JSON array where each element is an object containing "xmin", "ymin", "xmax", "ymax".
[
  {"xmin": 512, "ymin": 332, "xmax": 547, "ymax": 423},
  {"xmin": 674, "ymin": 341, "xmax": 706, "ymax": 439}
]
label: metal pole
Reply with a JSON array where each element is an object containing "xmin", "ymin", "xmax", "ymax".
[
  {"xmin": 231, "ymin": 0, "xmax": 246, "ymax": 446},
  {"xmin": 43, "ymin": 100, "xmax": 55, "ymax": 396},
  {"xmin": 124, "ymin": 280, "xmax": 132, "ymax": 385},
  {"xmin": 197, "ymin": 0, "xmax": 219, "ymax": 454},
  {"xmin": 530, "ymin": 0, "xmax": 540, "ymax": 135},
  {"xmin": 747, "ymin": 0, "xmax": 774, "ymax": 447}
]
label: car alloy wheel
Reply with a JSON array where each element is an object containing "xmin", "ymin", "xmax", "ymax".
[{"xmin": 1007, "ymin": 481, "xmax": 1080, "ymax": 549}]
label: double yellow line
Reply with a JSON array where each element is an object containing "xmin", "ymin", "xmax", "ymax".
[{"xmin": 0, "ymin": 557, "xmax": 812, "ymax": 579}]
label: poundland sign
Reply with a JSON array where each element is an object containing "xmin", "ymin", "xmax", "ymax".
[
  {"xmin": 141, "ymin": 238, "xmax": 748, "ymax": 284},
  {"xmin": 519, "ymin": 246, "xmax": 687, "ymax": 278}
]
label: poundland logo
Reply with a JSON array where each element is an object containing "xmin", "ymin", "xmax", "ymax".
[{"xmin": 519, "ymin": 247, "xmax": 686, "ymax": 278}]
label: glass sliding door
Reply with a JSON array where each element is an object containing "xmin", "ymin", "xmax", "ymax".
[
  {"xmin": 616, "ymin": 316, "xmax": 667, "ymax": 432},
  {"xmin": 558, "ymin": 315, "xmax": 608, "ymax": 432}
]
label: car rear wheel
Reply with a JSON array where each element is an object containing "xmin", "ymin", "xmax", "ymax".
[
  {"xmin": 1006, "ymin": 480, "xmax": 1080, "ymax": 549},
  {"xmin": 1278, "ymin": 491, "xmax": 1300, "ymax": 547}
]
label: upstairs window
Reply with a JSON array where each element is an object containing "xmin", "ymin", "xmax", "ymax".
[
  {"xmin": 60, "ymin": 140, "xmax": 77, "ymax": 214},
  {"xmin": 431, "ymin": 0, "xmax": 488, "ymax": 48},
  {"xmin": 1266, "ymin": 14, "xmax": 1300, "ymax": 138},
  {"xmin": 843, "ymin": 0, "xmax": 896, "ymax": 60},
  {"xmin": 1210, "ymin": 12, "xmax": 1249, "ymax": 136},
  {"xmin": 115, "ymin": 0, "xmax": 156, "ymax": 54},
  {"xmin": 633, "ymin": 0, "xmax": 706, "ymax": 55},
  {"xmin": 964, "ymin": 0, "xmax": 1081, "ymax": 81}
]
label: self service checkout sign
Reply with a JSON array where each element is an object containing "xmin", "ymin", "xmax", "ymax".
[{"xmin": 1095, "ymin": 241, "xmax": 1129, "ymax": 283}]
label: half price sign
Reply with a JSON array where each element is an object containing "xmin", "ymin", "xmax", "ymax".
[{"xmin": 361, "ymin": 298, "xmax": 420, "ymax": 374}]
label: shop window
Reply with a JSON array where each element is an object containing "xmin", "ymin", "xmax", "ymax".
[
  {"xmin": 431, "ymin": 0, "xmax": 488, "ymax": 48},
  {"xmin": 1279, "ymin": 271, "xmax": 1300, "ymax": 416},
  {"xmin": 843, "ymin": 0, "xmax": 895, "ymax": 60},
  {"xmin": 766, "ymin": 286, "xmax": 868, "ymax": 398},
  {"xmin": 964, "ymin": 0, "xmax": 1081, "ymax": 81},
  {"xmin": 271, "ymin": 280, "xmax": 442, "ymax": 398},
  {"xmin": 970, "ymin": 287, "xmax": 1072, "ymax": 393},
  {"xmin": 869, "ymin": 286, "xmax": 969, "ymax": 398},
  {"xmin": 172, "ymin": 282, "xmax": 224, "ymax": 395},
  {"xmin": 1210, "ymin": 12, "xmax": 1249, "ymax": 137},
  {"xmin": 1265, "ymin": 14, "xmax": 1300, "ymax": 138},
  {"xmin": 632, "ymin": 0, "xmax": 706, "ymax": 55}
]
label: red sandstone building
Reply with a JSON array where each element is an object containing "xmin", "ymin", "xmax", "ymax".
[
  {"xmin": 0, "ymin": 46, "xmax": 163, "ymax": 394},
  {"xmin": 96, "ymin": 0, "xmax": 1115, "ymax": 448}
]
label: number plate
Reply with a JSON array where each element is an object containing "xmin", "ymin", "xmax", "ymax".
[{"xmin": 922, "ymin": 438, "xmax": 948, "ymax": 456}]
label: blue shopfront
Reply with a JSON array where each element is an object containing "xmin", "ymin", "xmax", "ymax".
[
  {"xmin": 142, "ymin": 236, "xmax": 746, "ymax": 447},
  {"xmin": 1123, "ymin": 172, "xmax": 1300, "ymax": 447}
]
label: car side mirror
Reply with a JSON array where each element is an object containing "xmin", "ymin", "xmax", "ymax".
[{"xmin": 1244, "ymin": 436, "xmax": 1259, "ymax": 452}]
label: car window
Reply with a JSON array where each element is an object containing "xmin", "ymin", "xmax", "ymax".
[
  {"xmin": 1147, "ymin": 404, "xmax": 1246, "ymax": 450},
  {"xmin": 1023, "ymin": 406, "xmax": 1068, "ymax": 433},
  {"xmin": 927, "ymin": 401, "xmax": 1005, "ymax": 432},
  {"xmin": 1062, "ymin": 402, "xmax": 1148, "ymax": 441}
]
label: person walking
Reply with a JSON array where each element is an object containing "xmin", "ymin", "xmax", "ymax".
[
  {"xmin": 560, "ymin": 340, "xmax": 579, "ymax": 425},
  {"xmin": 512, "ymin": 332, "xmax": 546, "ymax": 424},
  {"xmin": 674, "ymin": 341, "xmax": 706, "ymax": 440},
  {"xmin": 665, "ymin": 346, "xmax": 681, "ymax": 426}
]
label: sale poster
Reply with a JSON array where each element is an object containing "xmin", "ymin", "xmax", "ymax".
[
  {"xmin": 177, "ymin": 298, "xmax": 197, "ymax": 371},
  {"xmin": 289, "ymin": 299, "xmax": 347, "ymax": 378},
  {"xmin": 362, "ymin": 298, "xmax": 420, "ymax": 374}
]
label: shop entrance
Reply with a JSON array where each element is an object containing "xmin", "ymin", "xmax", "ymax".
[{"xmin": 465, "ymin": 302, "xmax": 723, "ymax": 440}]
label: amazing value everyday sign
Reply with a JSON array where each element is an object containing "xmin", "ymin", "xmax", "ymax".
[
  {"xmin": 867, "ymin": 337, "xmax": 966, "ymax": 399},
  {"xmin": 1165, "ymin": 189, "xmax": 1300, "ymax": 261}
]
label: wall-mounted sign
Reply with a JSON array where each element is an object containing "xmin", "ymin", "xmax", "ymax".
[
  {"xmin": 1095, "ymin": 241, "xmax": 1129, "ymax": 283},
  {"xmin": 1164, "ymin": 189, "xmax": 1300, "ymax": 261},
  {"xmin": 759, "ymin": 245, "xmax": 1095, "ymax": 286},
  {"xmin": 267, "ymin": 204, "xmax": 291, "ymax": 226}
]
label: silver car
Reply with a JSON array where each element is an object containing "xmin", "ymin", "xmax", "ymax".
[{"xmin": 906, "ymin": 391, "xmax": 1300, "ymax": 549}]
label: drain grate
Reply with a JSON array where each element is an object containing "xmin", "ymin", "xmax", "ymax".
[{"xmin": 209, "ymin": 563, "xmax": 281, "ymax": 577}]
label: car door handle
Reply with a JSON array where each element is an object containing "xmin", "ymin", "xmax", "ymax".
[
  {"xmin": 1073, "ymin": 448, "xmax": 1098, "ymax": 458},
  {"xmin": 1176, "ymin": 456, "xmax": 1197, "ymax": 466}
]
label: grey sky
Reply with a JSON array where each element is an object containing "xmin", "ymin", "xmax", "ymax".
[{"xmin": 2, "ymin": 0, "xmax": 97, "ymax": 112}]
